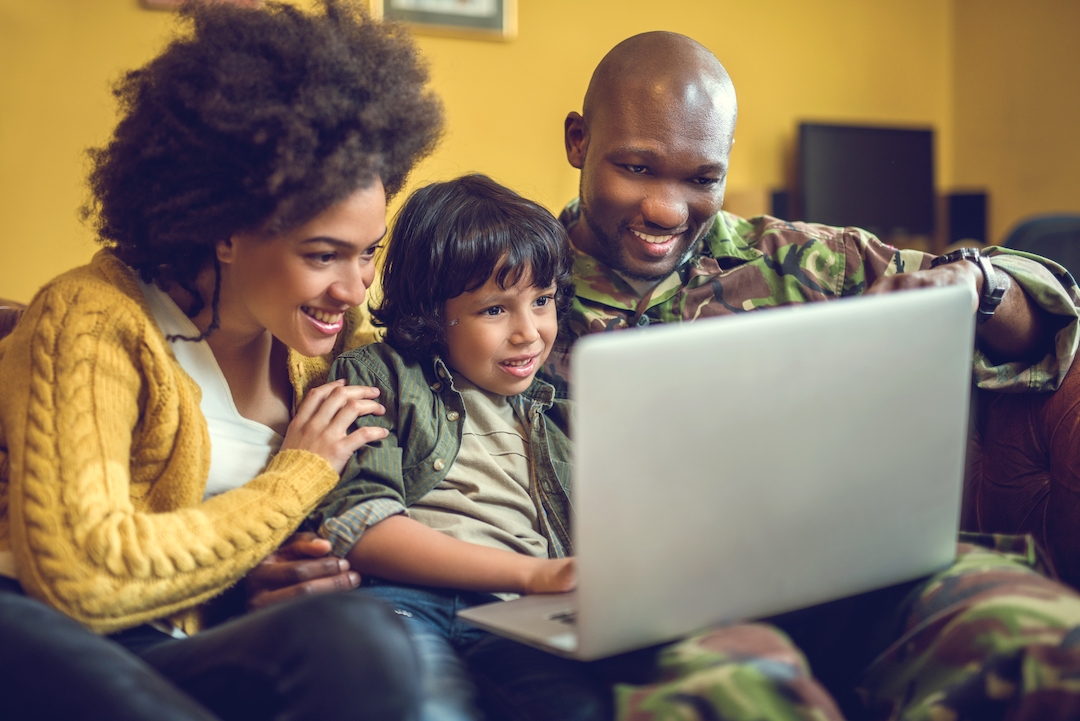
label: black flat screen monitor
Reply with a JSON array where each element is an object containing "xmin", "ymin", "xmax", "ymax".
[{"xmin": 798, "ymin": 123, "xmax": 935, "ymax": 238}]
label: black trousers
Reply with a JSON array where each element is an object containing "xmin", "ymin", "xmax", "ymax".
[{"xmin": 0, "ymin": 577, "xmax": 421, "ymax": 721}]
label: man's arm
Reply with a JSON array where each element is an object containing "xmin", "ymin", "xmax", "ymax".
[
  {"xmin": 244, "ymin": 532, "xmax": 361, "ymax": 611},
  {"xmin": 347, "ymin": 514, "xmax": 575, "ymax": 595},
  {"xmin": 867, "ymin": 260, "xmax": 1053, "ymax": 363}
]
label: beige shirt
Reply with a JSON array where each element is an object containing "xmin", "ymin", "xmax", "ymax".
[{"xmin": 408, "ymin": 377, "xmax": 549, "ymax": 561}]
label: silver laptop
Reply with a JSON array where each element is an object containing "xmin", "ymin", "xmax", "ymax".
[{"xmin": 458, "ymin": 285, "xmax": 975, "ymax": 661}]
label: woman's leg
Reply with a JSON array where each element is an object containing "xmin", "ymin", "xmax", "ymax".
[
  {"xmin": 133, "ymin": 592, "xmax": 421, "ymax": 721},
  {"xmin": 0, "ymin": 579, "xmax": 218, "ymax": 721}
]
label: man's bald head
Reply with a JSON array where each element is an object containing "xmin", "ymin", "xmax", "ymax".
[
  {"xmin": 564, "ymin": 33, "xmax": 737, "ymax": 281},
  {"xmin": 582, "ymin": 31, "xmax": 737, "ymax": 134}
]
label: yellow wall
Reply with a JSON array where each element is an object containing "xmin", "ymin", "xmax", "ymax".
[
  {"xmin": 0, "ymin": 1, "xmax": 176, "ymax": 303},
  {"xmin": 2, "ymin": 0, "xmax": 955, "ymax": 302},
  {"xmin": 952, "ymin": 0, "xmax": 1080, "ymax": 243}
]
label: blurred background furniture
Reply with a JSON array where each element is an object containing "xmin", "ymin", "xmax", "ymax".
[{"xmin": 1001, "ymin": 214, "xmax": 1080, "ymax": 282}]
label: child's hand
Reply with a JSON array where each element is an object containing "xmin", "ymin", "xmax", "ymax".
[
  {"xmin": 523, "ymin": 557, "xmax": 576, "ymax": 595},
  {"xmin": 280, "ymin": 380, "xmax": 388, "ymax": 474}
]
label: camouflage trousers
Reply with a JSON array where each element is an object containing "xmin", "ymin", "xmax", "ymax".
[{"xmin": 616, "ymin": 534, "xmax": 1080, "ymax": 720}]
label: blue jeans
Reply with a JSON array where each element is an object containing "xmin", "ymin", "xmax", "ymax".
[{"xmin": 360, "ymin": 580, "xmax": 611, "ymax": 721}]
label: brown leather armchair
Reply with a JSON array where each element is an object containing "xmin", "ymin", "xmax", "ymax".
[
  {"xmin": 0, "ymin": 298, "xmax": 26, "ymax": 341},
  {"xmin": 966, "ymin": 215, "xmax": 1080, "ymax": 588},
  {"xmin": 964, "ymin": 359, "xmax": 1080, "ymax": 588}
]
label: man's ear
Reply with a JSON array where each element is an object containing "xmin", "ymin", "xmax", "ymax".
[{"xmin": 565, "ymin": 112, "xmax": 588, "ymax": 169}]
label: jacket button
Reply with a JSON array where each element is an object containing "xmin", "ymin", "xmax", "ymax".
[
  {"xmin": 433, "ymin": 459, "xmax": 445, "ymax": 471},
  {"xmin": 446, "ymin": 411, "xmax": 460, "ymax": 422},
  {"xmin": 432, "ymin": 382, "xmax": 442, "ymax": 391}
]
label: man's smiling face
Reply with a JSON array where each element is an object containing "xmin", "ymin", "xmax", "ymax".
[{"xmin": 565, "ymin": 40, "xmax": 736, "ymax": 282}]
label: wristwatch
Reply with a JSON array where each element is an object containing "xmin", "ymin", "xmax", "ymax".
[{"xmin": 930, "ymin": 248, "xmax": 1007, "ymax": 325}]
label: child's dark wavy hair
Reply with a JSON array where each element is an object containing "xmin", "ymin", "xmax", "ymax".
[
  {"xmin": 376, "ymin": 174, "xmax": 574, "ymax": 361},
  {"xmin": 82, "ymin": 0, "xmax": 442, "ymax": 333}
]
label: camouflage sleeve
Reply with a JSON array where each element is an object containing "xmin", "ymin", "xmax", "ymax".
[
  {"xmin": 975, "ymin": 247, "xmax": 1080, "ymax": 392},
  {"xmin": 839, "ymin": 226, "xmax": 931, "ymax": 296}
]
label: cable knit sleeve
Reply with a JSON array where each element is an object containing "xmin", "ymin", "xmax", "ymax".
[{"xmin": 2, "ymin": 266, "xmax": 340, "ymax": 634}]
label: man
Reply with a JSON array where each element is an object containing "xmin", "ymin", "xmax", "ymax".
[
  {"xmin": 544, "ymin": 31, "xmax": 1076, "ymax": 397},
  {"xmin": 541, "ymin": 31, "xmax": 1080, "ymax": 721}
]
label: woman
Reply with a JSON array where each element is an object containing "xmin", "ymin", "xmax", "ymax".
[{"xmin": 0, "ymin": 1, "xmax": 442, "ymax": 718}]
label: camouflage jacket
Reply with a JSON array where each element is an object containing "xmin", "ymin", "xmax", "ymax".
[{"xmin": 542, "ymin": 199, "xmax": 1080, "ymax": 395}]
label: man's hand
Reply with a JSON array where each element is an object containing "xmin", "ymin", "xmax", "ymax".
[
  {"xmin": 867, "ymin": 259, "xmax": 1051, "ymax": 362},
  {"xmin": 244, "ymin": 532, "xmax": 360, "ymax": 612},
  {"xmin": 865, "ymin": 261, "xmax": 981, "ymax": 309},
  {"xmin": 522, "ymin": 557, "xmax": 576, "ymax": 595}
]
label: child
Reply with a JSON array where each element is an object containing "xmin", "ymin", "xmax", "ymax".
[{"xmin": 307, "ymin": 175, "xmax": 609, "ymax": 721}]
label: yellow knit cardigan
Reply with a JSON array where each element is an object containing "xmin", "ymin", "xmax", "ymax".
[{"xmin": 0, "ymin": 250, "xmax": 375, "ymax": 634}]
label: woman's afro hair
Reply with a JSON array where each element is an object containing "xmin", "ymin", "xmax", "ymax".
[{"xmin": 83, "ymin": 0, "xmax": 443, "ymax": 285}]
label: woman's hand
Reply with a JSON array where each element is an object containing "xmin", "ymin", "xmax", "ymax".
[
  {"xmin": 523, "ymin": 557, "xmax": 576, "ymax": 595},
  {"xmin": 244, "ymin": 532, "xmax": 361, "ymax": 611},
  {"xmin": 279, "ymin": 379, "xmax": 388, "ymax": 474}
]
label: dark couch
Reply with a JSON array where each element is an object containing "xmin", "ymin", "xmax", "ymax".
[{"xmin": 964, "ymin": 358, "xmax": 1080, "ymax": 587}]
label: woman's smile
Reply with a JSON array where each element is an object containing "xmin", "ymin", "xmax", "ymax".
[{"xmin": 217, "ymin": 182, "xmax": 387, "ymax": 358}]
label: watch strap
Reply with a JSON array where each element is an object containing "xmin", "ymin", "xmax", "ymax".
[{"xmin": 930, "ymin": 248, "xmax": 1005, "ymax": 324}]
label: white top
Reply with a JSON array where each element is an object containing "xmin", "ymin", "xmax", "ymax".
[
  {"xmin": 138, "ymin": 279, "xmax": 282, "ymax": 500},
  {"xmin": 143, "ymin": 280, "xmax": 285, "ymax": 638}
]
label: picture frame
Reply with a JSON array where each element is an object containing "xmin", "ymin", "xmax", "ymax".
[{"xmin": 370, "ymin": 0, "xmax": 516, "ymax": 41}]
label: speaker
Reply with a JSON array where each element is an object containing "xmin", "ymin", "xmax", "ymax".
[
  {"xmin": 946, "ymin": 192, "xmax": 987, "ymax": 245},
  {"xmin": 770, "ymin": 190, "xmax": 790, "ymax": 221}
]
